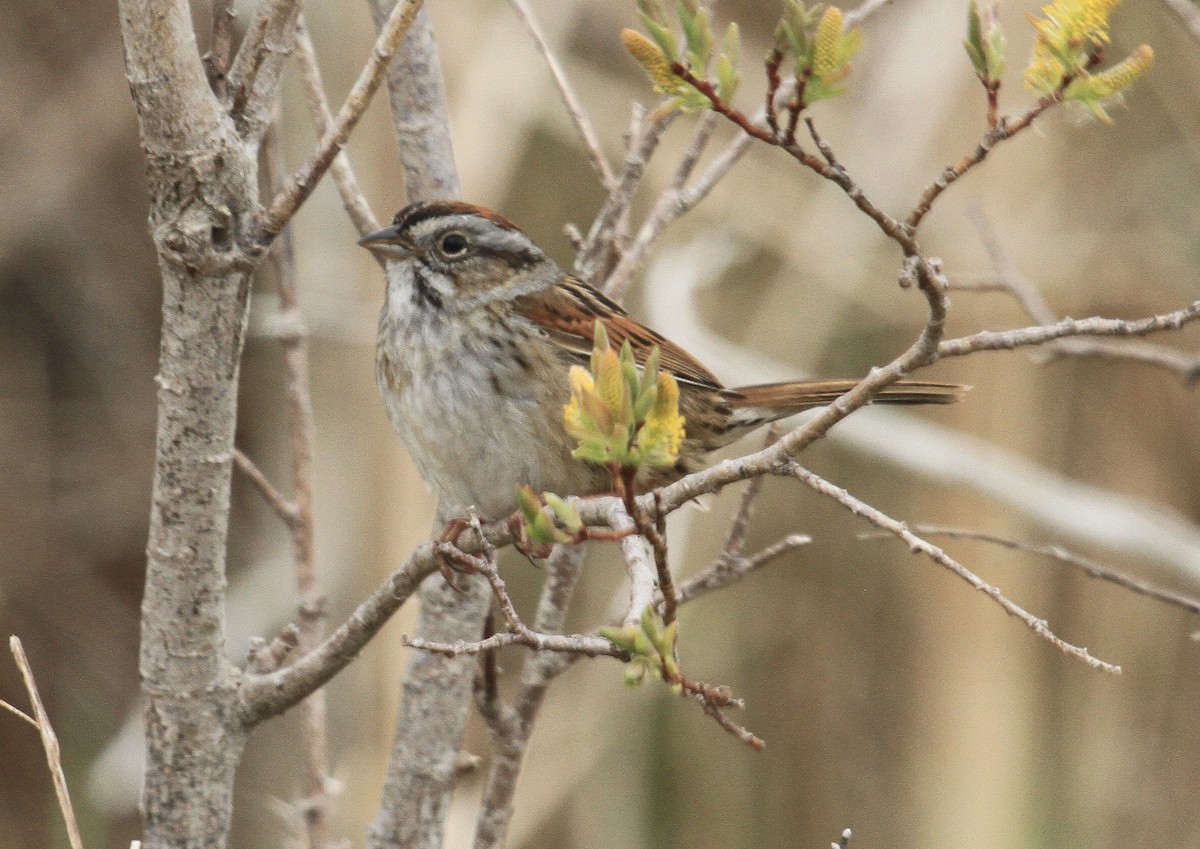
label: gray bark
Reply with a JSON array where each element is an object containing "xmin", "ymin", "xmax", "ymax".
[{"xmin": 118, "ymin": 0, "xmax": 283, "ymax": 845}]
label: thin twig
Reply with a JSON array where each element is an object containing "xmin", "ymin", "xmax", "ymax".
[
  {"xmin": 961, "ymin": 208, "xmax": 1200, "ymax": 383},
  {"xmin": 506, "ymin": 0, "xmax": 614, "ymax": 187},
  {"xmin": 474, "ymin": 545, "xmax": 587, "ymax": 849},
  {"xmin": 294, "ymin": 16, "xmax": 383, "ymax": 240},
  {"xmin": 937, "ymin": 300, "xmax": 1200, "ymax": 358},
  {"xmin": 9, "ymin": 637, "xmax": 85, "ymax": 849},
  {"xmin": 905, "ymin": 89, "xmax": 1068, "ymax": 230},
  {"xmin": 786, "ymin": 464, "xmax": 1121, "ymax": 673},
  {"xmin": 675, "ymin": 533, "xmax": 811, "ymax": 606},
  {"xmin": 616, "ymin": 467, "xmax": 677, "ymax": 625},
  {"xmin": 226, "ymin": 0, "xmax": 302, "ymax": 139},
  {"xmin": 723, "ymin": 424, "xmax": 780, "ymax": 558},
  {"xmin": 601, "ymin": 112, "xmax": 722, "ymax": 301},
  {"xmin": 677, "ymin": 674, "xmax": 763, "ymax": 750},
  {"xmin": 671, "ymin": 63, "xmax": 915, "ymax": 249},
  {"xmin": 255, "ymin": 0, "xmax": 425, "ymax": 244},
  {"xmin": 264, "ymin": 117, "xmax": 333, "ymax": 849},
  {"xmin": 1039, "ymin": 338, "xmax": 1200, "ymax": 384},
  {"xmin": 405, "ymin": 629, "xmax": 620, "ymax": 658},
  {"xmin": 422, "ymin": 536, "xmax": 761, "ymax": 748},
  {"xmin": 233, "ymin": 447, "xmax": 299, "ymax": 526},
  {"xmin": 239, "ymin": 544, "xmax": 439, "ymax": 725},
  {"xmin": 575, "ymin": 104, "xmax": 674, "ymax": 285},
  {"xmin": 884, "ymin": 525, "xmax": 1200, "ymax": 615},
  {"xmin": 225, "ymin": 11, "xmax": 271, "ymax": 112},
  {"xmin": 0, "ymin": 694, "xmax": 37, "ymax": 728}
]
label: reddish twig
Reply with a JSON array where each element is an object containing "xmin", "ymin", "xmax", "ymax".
[
  {"xmin": 614, "ymin": 466, "xmax": 677, "ymax": 625},
  {"xmin": 677, "ymin": 673, "xmax": 763, "ymax": 751},
  {"xmin": 764, "ymin": 48, "xmax": 784, "ymax": 137},
  {"xmin": 904, "ymin": 90, "xmax": 1064, "ymax": 231}
]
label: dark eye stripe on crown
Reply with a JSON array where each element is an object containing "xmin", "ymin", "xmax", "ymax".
[{"xmin": 391, "ymin": 200, "xmax": 522, "ymax": 235}]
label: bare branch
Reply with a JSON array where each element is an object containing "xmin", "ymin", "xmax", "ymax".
[
  {"xmin": 958, "ymin": 209, "xmax": 1200, "ymax": 383},
  {"xmin": 233, "ymin": 447, "xmax": 299, "ymax": 527},
  {"xmin": 1039, "ymin": 338, "xmax": 1200, "ymax": 384},
  {"xmin": 677, "ymin": 674, "xmax": 763, "ymax": 751},
  {"xmin": 370, "ymin": 2, "xmax": 461, "ymax": 200},
  {"xmin": 226, "ymin": 0, "xmax": 302, "ymax": 140},
  {"xmin": 887, "ymin": 526, "xmax": 1200, "ymax": 615},
  {"xmin": 294, "ymin": 16, "xmax": 383, "ymax": 240},
  {"xmin": 576, "ymin": 105, "xmax": 674, "ymax": 285},
  {"xmin": 474, "ymin": 545, "xmax": 588, "ymax": 849},
  {"xmin": 616, "ymin": 505, "xmax": 658, "ymax": 627},
  {"xmin": 9, "ymin": 637, "xmax": 85, "ymax": 849},
  {"xmin": 676, "ymin": 533, "xmax": 812, "ymax": 606},
  {"xmin": 239, "ymin": 549, "xmax": 437, "ymax": 725},
  {"xmin": 787, "ymin": 464, "xmax": 1121, "ymax": 673},
  {"xmin": 507, "ymin": 0, "xmax": 614, "ymax": 187},
  {"xmin": 405, "ymin": 629, "xmax": 619, "ymax": 658},
  {"xmin": 937, "ymin": 300, "xmax": 1200, "ymax": 358},
  {"xmin": 602, "ymin": 112, "xmax": 723, "ymax": 301},
  {"xmin": 0, "ymin": 695, "xmax": 37, "ymax": 729},
  {"xmin": 722, "ymin": 424, "xmax": 780, "ymax": 559},
  {"xmin": 255, "ymin": 0, "xmax": 425, "ymax": 244},
  {"xmin": 905, "ymin": 90, "xmax": 1067, "ymax": 230},
  {"xmin": 263, "ymin": 119, "xmax": 333, "ymax": 849}
]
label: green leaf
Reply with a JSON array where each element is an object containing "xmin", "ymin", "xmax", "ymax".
[
  {"xmin": 543, "ymin": 492, "xmax": 582, "ymax": 533},
  {"xmin": 600, "ymin": 624, "xmax": 642, "ymax": 653},
  {"xmin": 678, "ymin": 1, "xmax": 711, "ymax": 66},
  {"xmin": 965, "ymin": 0, "xmax": 985, "ymax": 76},
  {"xmin": 641, "ymin": 14, "xmax": 680, "ymax": 64}
]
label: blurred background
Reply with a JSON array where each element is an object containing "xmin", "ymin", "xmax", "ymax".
[{"xmin": 1, "ymin": 0, "xmax": 1199, "ymax": 847}]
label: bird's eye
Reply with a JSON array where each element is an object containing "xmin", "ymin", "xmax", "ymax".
[{"xmin": 439, "ymin": 232, "xmax": 469, "ymax": 256}]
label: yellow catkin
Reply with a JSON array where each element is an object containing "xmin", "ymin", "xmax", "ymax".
[
  {"xmin": 812, "ymin": 7, "xmax": 845, "ymax": 76},
  {"xmin": 1086, "ymin": 44, "xmax": 1154, "ymax": 97},
  {"xmin": 621, "ymin": 29, "xmax": 679, "ymax": 94}
]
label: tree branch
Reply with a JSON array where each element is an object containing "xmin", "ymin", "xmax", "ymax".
[
  {"xmin": 787, "ymin": 464, "xmax": 1122, "ymax": 673},
  {"xmin": 507, "ymin": 0, "xmax": 614, "ymax": 187},
  {"xmin": 937, "ymin": 300, "xmax": 1200, "ymax": 358},
  {"xmin": 886, "ymin": 526, "xmax": 1200, "ymax": 615},
  {"xmin": 8, "ymin": 638, "xmax": 84, "ymax": 849},
  {"xmin": 239, "ymin": 548, "xmax": 437, "ymax": 725},
  {"xmin": 254, "ymin": 0, "xmax": 425, "ymax": 244},
  {"xmin": 226, "ymin": 0, "xmax": 301, "ymax": 140},
  {"xmin": 294, "ymin": 15, "xmax": 383, "ymax": 239},
  {"xmin": 118, "ymin": 0, "xmax": 262, "ymax": 844}
]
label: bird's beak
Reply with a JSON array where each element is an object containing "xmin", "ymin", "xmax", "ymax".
[{"xmin": 358, "ymin": 224, "xmax": 414, "ymax": 258}]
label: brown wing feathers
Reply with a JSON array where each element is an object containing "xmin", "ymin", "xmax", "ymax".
[{"xmin": 514, "ymin": 275, "xmax": 965, "ymax": 431}]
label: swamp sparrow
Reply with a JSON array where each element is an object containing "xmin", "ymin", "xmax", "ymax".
[{"xmin": 361, "ymin": 200, "xmax": 963, "ymax": 519}]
